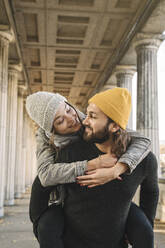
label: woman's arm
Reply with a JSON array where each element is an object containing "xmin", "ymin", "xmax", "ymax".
[
  {"xmin": 36, "ymin": 128, "xmax": 116, "ymax": 187},
  {"xmin": 118, "ymin": 129, "xmax": 151, "ymax": 173},
  {"xmin": 77, "ymin": 129, "xmax": 151, "ymax": 187},
  {"xmin": 37, "ymin": 128, "xmax": 116, "ymax": 186},
  {"xmin": 86, "ymin": 129, "xmax": 151, "ymax": 174},
  {"xmin": 36, "ymin": 128, "xmax": 88, "ymax": 186},
  {"xmin": 37, "ymin": 128, "xmax": 151, "ymax": 187}
]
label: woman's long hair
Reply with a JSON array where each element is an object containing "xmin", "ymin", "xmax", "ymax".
[{"xmin": 49, "ymin": 129, "xmax": 60, "ymax": 161}]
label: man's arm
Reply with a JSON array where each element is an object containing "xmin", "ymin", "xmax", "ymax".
[{"xmin": 139, "ymin": 152, "xmax": 159, "ymax": 227}]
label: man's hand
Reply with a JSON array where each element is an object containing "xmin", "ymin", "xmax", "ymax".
[
  {"xmin": 87, "ymin": 154, "xmax": 117, "ymax": 171},
  {"xmin": 77, "ymin": 162, "xmax": 128, "ymax": 188}
]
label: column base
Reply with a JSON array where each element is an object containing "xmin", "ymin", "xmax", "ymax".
[
  {"xmin": 25, "ymin": 185, "xmax": 31, "ymax": 189},
  {"xmin": 4, "ymin": 199, "xmax": 14, "ymax": 206},
  {"xmin": 157, "ymin": 179, "xmax": 165, "ymax": 221},
  {"xmin": 14, "ymin": 192, "xmax": 22, "ymax": 199},
  {"xmin": 0, "ymin": 207, "xmax": 4, "ymax": 218}
]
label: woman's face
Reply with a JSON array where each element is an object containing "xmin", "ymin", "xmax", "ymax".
[{"xmin": 53, "ymin": 102, "xmax": 82, "ymax": 135}]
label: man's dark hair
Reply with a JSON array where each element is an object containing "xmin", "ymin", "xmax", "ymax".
[{"xmin": 108, "ymin": 117, "xmax": 131, "ymax": 158}]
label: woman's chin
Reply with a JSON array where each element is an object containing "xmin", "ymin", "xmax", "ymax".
[{"xmin": 73, "ymin": 124, "xmax": 82, "ymax": 132}]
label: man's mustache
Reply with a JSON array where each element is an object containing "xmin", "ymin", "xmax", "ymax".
[{"xmin": 84, "ymin": 125, "xmax": 93, "ymax": 131}]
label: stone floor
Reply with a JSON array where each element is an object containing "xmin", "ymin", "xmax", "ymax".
[
  {"xmin": 0, "ymin": 190, "xmax": 38, "ymax": 248},
  {"xmin": 0, "ymin": 190, "xmax": 165, "ymax": 248}
]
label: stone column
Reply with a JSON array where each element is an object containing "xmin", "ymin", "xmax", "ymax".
[
  {"xmin": 0, "ymin": 31, "xmax": 13, "ymax": 217},
  {"xmin": 115, "ymin": 65, "xmax": 136, "ymax": 129},
  {"xmin": 21, "ymin": 103, "xmax": 27, "ymax": 194},
  {"xmin": 31, "ymin": 126, "xmax": 37, "ymax": 183},
  {"xmin": 14, "ymin": 87, "xmax": 26, "ymax": 198},
  {"xmin": 134, "ymin": 34, "xmax": 163, "ymax": 175},
  {"xmin": 5, "ymin": 65, "xmax": 21, "ymax": 206},
  {"xmin": 25, "ymin": 115, "xmax": 33, "ymax": 188}
]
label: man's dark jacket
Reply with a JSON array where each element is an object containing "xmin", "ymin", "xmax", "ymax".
[{"xmin": 54, "ymin": 139, "xmax": 159, "ymax": 248}]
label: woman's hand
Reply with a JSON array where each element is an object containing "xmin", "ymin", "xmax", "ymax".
[
  {"xmin": 87, "ymin": 154, "xmax": 117, "ymax": 171},
  {"xmin": 77, "ymin": 162, "xmax": 128, "ymax": 188}
]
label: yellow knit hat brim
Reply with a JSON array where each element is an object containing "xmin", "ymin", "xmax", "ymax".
[{"xmin": 88, "ymin": 88, "xmax": 131, "ymax": 130}]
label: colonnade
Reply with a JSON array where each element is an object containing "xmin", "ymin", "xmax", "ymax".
[
  {"xmin": 112, "ymin": 35, "xmax": 162, "ymax": 170},
  {"xmin": 0, "ymin": 31, "xmax": 36, "ymax": 217},
  {"xmin": 110, "ymin": 34, "xmax": 164, "ymax": 220},
  {"xmin": 0, "ymin": 29, "xmax": 164, "ymax": 220}
]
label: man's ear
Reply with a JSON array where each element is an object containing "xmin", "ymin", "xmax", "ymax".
[{"xmin": 108, "ymin": 122, "xmax": 120, "ymax": 133}]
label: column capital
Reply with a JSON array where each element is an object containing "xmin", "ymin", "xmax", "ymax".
[
  {"xmin": 134, "ymin": 33, "xmax": 165, "ymax": 51},
  {"xmin": 18, "ymin": 85, "xmax": 28, "ymax": 97},
  {"xmin": 0, "ymin": 29, "xmax": 14, "ymax": 42},
  {"xmin": 101, "ymin": 85, "xmax": 115, "ymax": 92},
  {"xmin": 115, "ymin": 65, "xmax": 136, "ymax": 77},
  {"xmin": 8, "ymin": 64, "xmax": 22, "ymax": 73}
]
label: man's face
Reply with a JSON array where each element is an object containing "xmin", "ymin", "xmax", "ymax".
[
  {"xmin": 83, "ymin": 103, "xmax": 111, "ymax": 143},
  {"xmin": 53, "ymin": 102, "xmax": 81, "ymax": 135}
]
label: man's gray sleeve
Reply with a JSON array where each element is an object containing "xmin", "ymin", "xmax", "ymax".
[
  {"xmin": 36, "ymin": 128, "xmax": 87, "ymax": 187},
  {"xmin": 118, "ymin": 129, "xmax": 151, "ymax": 173}
]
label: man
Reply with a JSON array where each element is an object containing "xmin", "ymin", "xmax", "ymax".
[
  {"xmin": 27, "ymin": 90, "xmax": 153, "ymax": 248},
  {"xmin": 55, "ymin": 88, "xmax": 158, "ymax": 248}
]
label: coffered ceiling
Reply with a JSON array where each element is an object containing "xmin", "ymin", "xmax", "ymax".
[{"xmin": 4, "ymin": 0, "xmax": 159, "ymax": 108}]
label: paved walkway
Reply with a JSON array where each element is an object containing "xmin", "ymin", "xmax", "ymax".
[
  {"xmin": 0, "ymin": 190, "xmax": 165, "ymax": 248},
  {"xmin": 0, "ymin": 189, "xmax": 38, "ymax": 248}
]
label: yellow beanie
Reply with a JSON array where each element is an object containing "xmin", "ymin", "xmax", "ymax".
[{"xmin": 88, "ymin": 87, "xmax": 131, "ymax": 130}]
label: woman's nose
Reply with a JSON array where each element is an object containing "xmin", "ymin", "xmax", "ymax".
[
  {"xmin": 66, "ymin": 113, "xmax": 74, "ymax": 122},
  {"xmin": 82, "ymin": 117, "xmax": 88, "ymax": 126}
]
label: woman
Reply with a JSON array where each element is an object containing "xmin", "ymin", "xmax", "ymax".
[{"xmin": 26, "ymin": 91, "xmax": 154, "ymax": 248}]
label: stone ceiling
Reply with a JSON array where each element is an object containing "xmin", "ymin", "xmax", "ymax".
[{"xmin": 1, "ymin": 0, "xmax": 161, "ymax": 109}]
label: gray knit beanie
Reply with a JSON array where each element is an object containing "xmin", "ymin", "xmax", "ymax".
[{"xmin": 26, "ymin": 91, "xmax": 67, "ymax": 134}]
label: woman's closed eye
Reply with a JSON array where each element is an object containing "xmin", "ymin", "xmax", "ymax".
[
  {"xmin": 66, "ymin": 106, "xmax": 71, "ymax": 113},
  {"xmin": 56, "ymin": 118, "xmax": 64, "ymax": 125}
]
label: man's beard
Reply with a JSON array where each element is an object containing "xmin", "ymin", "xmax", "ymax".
[{"xmin": 83, "ymin": 121, "xmax": 110, "ymax": 144}]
